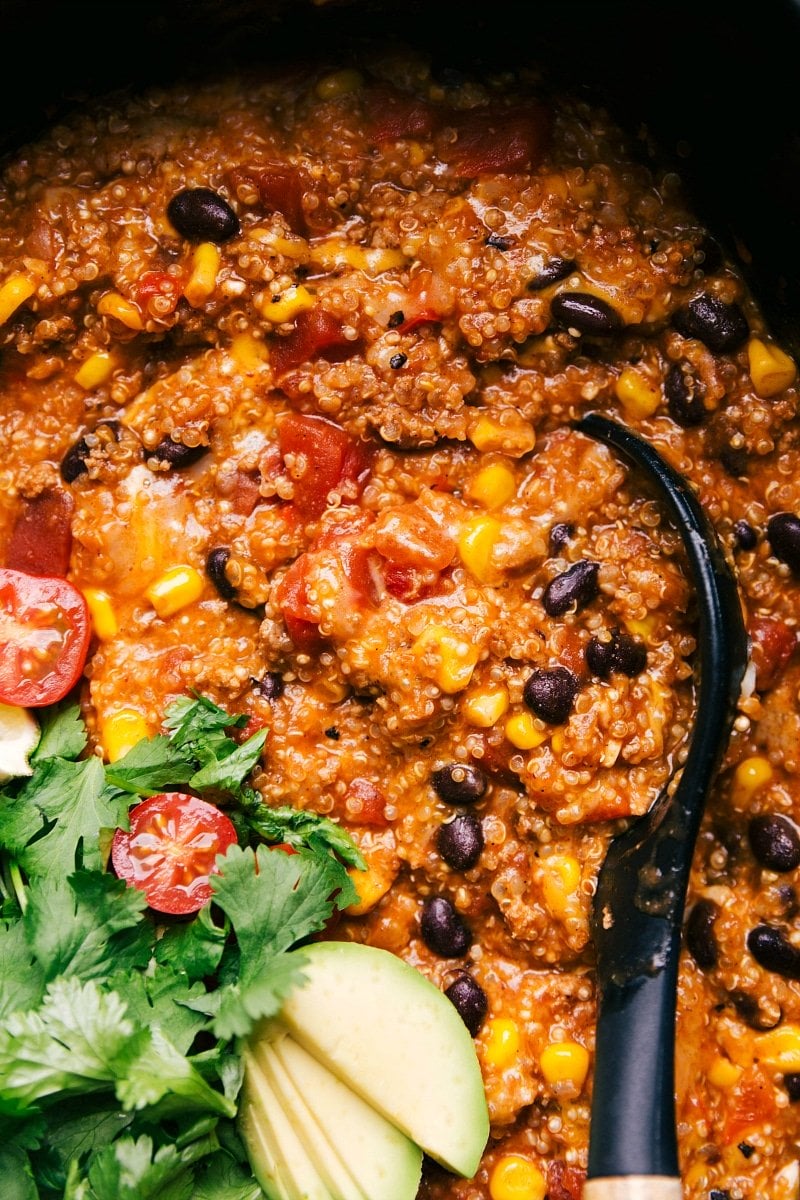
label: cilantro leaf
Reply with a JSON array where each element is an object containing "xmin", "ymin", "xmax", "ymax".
[
  {"xmin": 163, "ymin": 694, "xmax": 248, "ymax": 743},
  {"xmin": 208, "ymin": 845, "xmax": 349, "ymax": 1039},
  {"xmin": 154, "ymin": 905, "xmax": 228, "ymax": 982},
  {"xmin": 36, "ymin": 1096, "xmax": 133, "ymax": 1173},
  {"xmin": 0, "ymin": 1144, "xmax": 39, "ymax": 1200},
  {"xmin": 192, "ymin": 1154, "xmax": 264, "ymax": 1200},
  {"xmin": 244, "ymin": 803, "xmax": 366, "ymax": 869},
  {"xmin": 24, "ymin": 871, "xmax": 148, "ymax": 984},
  {"xmin": 0, "ymin": 921, "xmax": 45, "ymax": 1020},
  {"xmin": 31, "ymin": 704, "xmax": 86, "ymax": 764},
  {"xmin": 188, "ymin": 730, "xmax": 267, "ymax": 796},
  {"xmin": 83, "ymin": 1131, "xmax": 220, "ymax": 1200},
  {"xmin": 103, "ymin": 737, "xmax": 196, "ymax": 797},
  {"xmin": 0, "ymin": 978, "xmax": 133, "ymax": 1115},
  {"xmin": 0, "ymin": 758, "xmax": 127, "ymax": 877},
  {"xmin": 105, "ymin": 964, "xmax": 208, "ymax": 1056},
  {"xmin": 113, "ymin": 1027, "xmax": 234, "ymax": 1118}
]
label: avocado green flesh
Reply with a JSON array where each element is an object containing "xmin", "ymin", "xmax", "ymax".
[
  {"xmin": 278, "ymin": 941, "xmax": 489, "ymax": 1178},
  {"xmin": 271, "ymin": 1031, "xmax": 423, "ymax": 1200},
  {"xmin": 239, "ymin": 1054, "xmax": 293, "ymax": 1200}
]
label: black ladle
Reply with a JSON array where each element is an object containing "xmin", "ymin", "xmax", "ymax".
[{"xmin": 575, "ymin": 414, "xmax": 748, "ymax": 1200}]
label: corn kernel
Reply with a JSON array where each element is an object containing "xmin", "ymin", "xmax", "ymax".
[
  {"xmin": 407, "ymin": 141, "xmax": 427, "ymax": 167},
  {"xmin": 748, "ymin": 337, "xmax": 797, "ymax": 398},
  {"xmin": 309, "ymin": 240, "xmax": 408, "ymax": 276},
  {"xmin": 468, "ymin": 463, "xmax": 516, "ymax": 510},
  {"xmin": 550, "ymin": 729, "xmax": 565, "ymax": 754},
  {"xmin": 345, "ymin": 857, "xmax": 396, "ymax": 916},
  {"xmin": 540, "ymin": 1040, "xmax": 590, "ymax": 1092},
  {"xmin": 74, "ymin": 351, "xmax": 117, "ymax": 390},
  {"xmin": 615, "ymin": 366, "xmax": 661, "ymax": 418},
  {"xmin": 101, "ymin": 708, "xmax": 151, "ymax": 763},
  {"xmin": 0, "ymin": 273, "xmax": 37, "ymax": 326},
  {"xmin": 459, "ymin": 516, "xmax": 503, "ymax": 584},
  {"xmin": 262, "ymin": 284, "xmax": 316, "ymax": 324},
  {"xmin": 734, "ymin": 755, "xmax": 773, "ymax": 800},
  {"xmin": 464, "ymin": 686, "xmax": 509, "ymax": 728},
  {"xmin": 541, "ymin": 855, "xmax": 581, "ymax": 919},
  {"xmin": 754, "ymin": 1024, "xmax": 800, "ymax": 1071},
  {"xmin": 97, "ymin": 292, "xmax": 144, "ymax": 331},
  {"xmin": 315, "ymin": 68, "xmax": 364, "ymax": 101},
  {"xmin": 489, "ymin": 1155, "xmax": 546, "ymax": 1200},
  {"xmin": 230, "ymin": 332, "xmax": 268, "ymax": 373},
  {"xmin": 82, "ymin": 588, "xmax": 119, "ymax": 641},
  {"xmin": 624, "ymin": 614, "xmax": 656, "ymax": 639},
  {"xmin": 709, "ymin": 1055, "xmax": 742, "ymax": 1089},
  {"xmin": 184, "ymin": 242, "xmax": 221, "ymax": 308},
  {"xmin": 469, "ymin": 414, "xmax": 535, "ymax": 457},
  {"xmin": 484, "ymin": 1018, "xmax": 520, "ymax": 1068},
  {"xmin": 145, "ymin": 565, "xmax": 204, "ymax": 618},
  {"xmin": 505, "ymin": 711, "xmax": 546, "ymax": 750},
  {"xmin": 412, "ymin": 625, "xmax": 480, "ymax": 694}
]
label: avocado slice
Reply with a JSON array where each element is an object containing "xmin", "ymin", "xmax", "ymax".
[
  {"xmin": 271, "ymin": 1031, "xmax": 422, "ymax": 1200},
  {"xmin": 278, "ymin": 941, "xmax": 489, "ymax": 1178}
]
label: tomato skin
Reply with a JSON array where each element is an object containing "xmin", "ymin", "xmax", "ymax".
[
  {"xmin": 440, "ymin": 104, "xmax": 551, "ymax": 176},
  {"xmin": 274, "ymin": 554, "xmax": 326, "ymax": 651},
  {"xmin": 7, "ymin": 486, "xmax": 74, "ymax": 578},
  {"xmin": 255, "ymin": 162, "xmax": 308, "ymax": 235},
  {"xmin": 748, "ymin": 615, "xmax": 797, "ymax": 691},
  {"xmin": 278, "ymin": 412, "xmax": 371, "ymax": 519},
  {"xmin": 134, "ymin": 270, "xmax": 184, "ymax": 315},
  {"xmin": 365, "ymin": 86, "xmax": 437, "ymax": 142},
  {"xmin": 111, "ymin": 792, "xmax": 238, "ymax": 915},
  {"xmin": 270, "ymin": 309, "xmax": 354, "ymax": 377},
  {"xmin": 344, "ymin": 778, "xmax": 388, "ymax": 827},
  {"xmin": 0, "ymin": 568, "xmax": 91, "ymax": 707}
]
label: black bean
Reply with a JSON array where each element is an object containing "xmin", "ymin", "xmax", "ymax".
[
  {"xmin": 167, "ymin": 187, "xmax": 240, "ymax": 243},
  {"xmin": 420, "ymin": 897, "xmax": 472, "ymax": 958},
  {"xmin": 550, "ymin": 291, "xmax": 621, "ymax": 336},
  {"xmin": 523, "ymin": 666, "xmax": 579, "ymax": 725},
  {"xmin": 436, "ymin": 813, "xmax": 484, "ymax": 872},
  {"xmin": 586, "ymin": 628, "xmax": 647, "ymax": 679},
  {"xmin": 387, "ymin": 310, "xmax": 405, "ymax": 328},
  {"xmin": 783, "ymin": 1073, "xmax": 800, "ymax": 1102},
  {"xmin": 431, "ymin": 763, "xmax": 487, "ymax": 806},
  {"xmin": 389, "ymin": 353, "xmax": 408, "ymax": 369},
  {"xmin": 747, "ymin": 923, "xmax": 800, "ymax": 980},
  {"xmin": 151, "ymin": 436, "xmax": 209, "ymax": 469},
  {"xmin": 324, "ymin": 726, "xmax": 340, "ymax": 740},
  {"xmin": 445, "ymin": 972, "xmax": 488, "ymax": 1036},
  {"xmin": 727, "ymin": 989, "xmax": 782, "ymax": 1031},
  {"xmin": 206, "ymin": 547, "xmax": 238, "ymax": 601},
  {"xmin": 738, "ymin": 1143, "xmax": 755, "ymax": 1160},
  {"xmin": 665, "ymin": 360, "xmax": 705, "ymax": 427},
  {"xmin": 253, "ymin": 671, "xmax": 284, "ymax": 700},
  {"xmin": 685, "ymin": 898, "xmax": 719, "ymax": 969},
  {"xmin": 748, "ymin": 814, "xmax": 800, "ymax": 872},
  {"xmin": 485, "ymin": 234, "xmax": 512, "ymax": 251},
  {"xmin": 733, "ymin": 520, "xmax": 757, "ymax": 551},
  {"xmin": 672, "ymin": 294, "xmax": 748, "ymax": 353},
  {"xmin": 709, "ymin": 1192, "xmax": 731, "ymax": 1200},
  {"xmin": 548, "ymin": 522, "xmax": 573, "ymax": 556},
  {"xmin": 60, "ymin": 434, "xmax": 91, "ymax": 482},
  {"xmin": 528, "ymin": 257, "xmax": 575, "ymax": 290},
  {"xmin": 767, "ymin": 512, "xmax": 800, "ymax": 573},
  {"xmin": 542, "ymin": 560, "xmax": 600, "ymax": 616}
]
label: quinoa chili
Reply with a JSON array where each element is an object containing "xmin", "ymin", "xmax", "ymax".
[{"xmin": 0, "ymin": 48, "xmax": 799, "ymax": 1200}]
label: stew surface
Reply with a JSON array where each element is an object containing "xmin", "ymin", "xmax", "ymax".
[{"xmin": 1, "ymin": 48, "xmax": 799, "ymax": 1200}]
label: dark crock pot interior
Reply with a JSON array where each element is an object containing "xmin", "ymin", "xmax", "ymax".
[{"xmin": 2, "ymin": 0, "xmax": 800, "ymax": 353}]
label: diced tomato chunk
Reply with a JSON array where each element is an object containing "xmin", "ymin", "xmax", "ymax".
[
  {"xmin": 365, "ymin": 86, "xmax": 438, "ymax": 142},
  {"xmin": 134, "ymin": 270, "xmax": 184, "ymax": 315},
  {"xmin": 255, "ymin": 161, "xmax": 308, "ymax": 235},
  {"xmin": 345, "ymin": 778, "xmax": 388, "ymax": 826},
  {"xmin": 440, "ymin": 103, "xmax": 551, "ymax": 177},
  {"xmin": 546, "ymin": 1162, "xmax": 585, "ymax": 1200},
  {"xmin": 399, "ymin": 268, "xmax": 452, "ymax": 332},
  {"xmin": 374, "ymin": 503, "xmax": 457, "ymax": 571},
  {"xmin": 270, "ymin": 308, "xmax": 355, "ymax": 377},
  {"xmin": 748, "ymin": 615, "xmax": 797, "ymax": 691},
  {"xmin": 274, "ymin": 554, "xmax": 324, "ymax": 651},
  {"xmin": 383, "ymin": 563, "xmax": 441, "ymax": 603},
  {"xmin": 278, "ymin": 412, "xmax": 371, "ymax": 519},
  {"xmin": 723, "ymin": 1068, "xmax": 777, "ymax": 1143},
  {"xmin": 6, "ymin": 486, "xmax": 74, "ymax": 578}
]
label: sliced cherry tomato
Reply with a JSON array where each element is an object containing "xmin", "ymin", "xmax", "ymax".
[
  {"xmin": 111, "ymin": 792, "xmax": 237, "ymax": 915},
  {"xmin": 7, "ymin": 486, "xmax": 74, "ymax": 577},
  {"xmin": 0, "ymin": 567, "xmax": 90, "ymax": 707},
  {"xmin": 270, "ymin": 308, "xmax": 355, "ymax": 377},
  {"xmin": 278, "ymin": 412, "xmax": 371, "ymax": 519}
]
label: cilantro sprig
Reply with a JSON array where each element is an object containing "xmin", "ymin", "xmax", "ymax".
[{"xmin": 0, "ymin": 693, "xmax": 366, "ymax": 1197}]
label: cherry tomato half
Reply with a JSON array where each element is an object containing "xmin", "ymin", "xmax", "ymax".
[
  {"xmin": 0, "ymin": 567, "xmax": 91, "ymax": 707},
  {"xmin": 111, "ymin": 792, "xmax": 238, "ymax": 915}
]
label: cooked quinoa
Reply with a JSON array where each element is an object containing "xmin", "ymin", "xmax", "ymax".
[{"xmin": 1, "ymin": 47, "xmax": 800, "ymax": 1200}]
